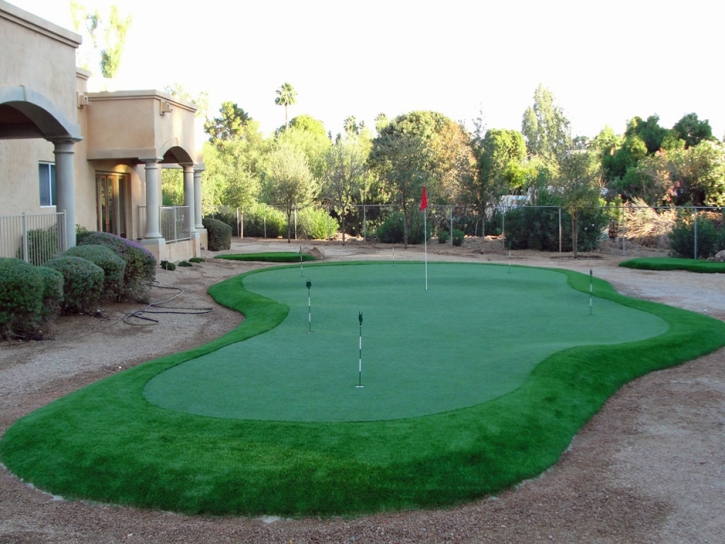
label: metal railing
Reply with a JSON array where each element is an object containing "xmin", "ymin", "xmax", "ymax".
[
  {"xmin": 0, "ymin": 211, "xmax": 67, "ymax": 265},
  {"xmin": 137, "ymin": 206, "xmax": 191, "ymax": 243}
]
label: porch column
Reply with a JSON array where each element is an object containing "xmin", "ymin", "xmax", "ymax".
[
  {"xmin": 53, "ymin": 139, "xmax": 79, "ymax": 248},
  {"xmin": 193, "ymin": 166, "xmax": 204, "ymax": 230},
  {"xmin": 182, "ymin": 164, "xmax": 196, "ymax": 234},
  {"xmin": 143, "ymin": 159, "xmax": 163, "ymax": 238}
]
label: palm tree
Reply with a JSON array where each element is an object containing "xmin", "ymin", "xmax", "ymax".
[{"xmin": 275, "ymin": 82, "xmax": 297, "ymax": 129}]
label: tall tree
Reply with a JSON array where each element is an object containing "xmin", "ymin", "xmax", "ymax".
[
  {"xmin": 275, "ymin": 82, "xmax": 297, "ymax": 129},
  {"xmin": 555, "ymin": 149, "xmax": 603, "ymax": 258},
  {"xmin": 204, "ymin": 102, "xmax": 252, "ymax": 145},
  {"xmin": 672, "ymin": 113, "xmax": 715, "ymax": 149},
  {"xmin": 164, "ymin": 83, "xmax": 209, "ymax": 119},
  {"xmin": 70, "ymin": 2, "xmax": 132, "ymax": 79},
  {"xmin": 276, "ymin": 115, "xmax": 331, "ymax": 179},
  {"xmin": 322, "ymin": 134, "xmax": 371, "ymax": 244},
  {"xmin": 263, "ymin": 145, "xmax": 318, "ymax": 242},
  {"xmin": 470, "ymin": 129, "xmax": 527, "ymax": 239},
  {"xmin": 521, "ymin": 84, "xmax": 571, "ymax": 164}
]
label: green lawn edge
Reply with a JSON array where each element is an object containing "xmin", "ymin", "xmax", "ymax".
[
  {"xmin": 2, "ymin": 261, "xmax": 724, "ymax": 517},
  {"xmin": 620, "ymin": 257, "xmax": 725, "ymax": 273},
  {"xmin": 214, "ymin": 252, "xmax": 317, "ymax": 262}
]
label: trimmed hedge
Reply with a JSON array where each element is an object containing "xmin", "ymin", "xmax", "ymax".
[
  {"xmin": 0, "ymin": 258, "xmax": 44, "ymax": 338},
  {"xmin": 64, "ymin": 245, "xmax": 126, "ymax": 301},
  {"xmin": 37, "ymin": 265, "xmax": 64, "ymax": 319},
  {"xmin": 44, "ymin": 256, "xmax": 104, "ymax": 314},
  {"xmin": 78, "ymin": 233, "xmax": 156, "ymax": 302},
  {"xmin": 203, "ymin": 217, "xmax": 232, "ymax": 251}
]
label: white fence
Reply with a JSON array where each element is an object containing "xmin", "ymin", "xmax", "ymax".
[
  {"xmin": 0, "ymin": 212, "xmax": 67, "ymax": 265},
  {"xmin": 137, "ymin": 206, "xmax": 191, "ymax": 243}
]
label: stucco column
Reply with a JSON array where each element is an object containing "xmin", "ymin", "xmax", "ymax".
[
  {"xmin": 53, "ymin": 139, "xmax": 79, "ymax": 248},
  {"xmin": 182, "ymin": 164, "xmax": 196, "ymax": 234},
  {"xmin": 193, "ymin": 166, "xmax": 204, "ymax": 230},
  {"xmin": 143, "ymin": 159, "xmax": 163, "ymax": 238}
]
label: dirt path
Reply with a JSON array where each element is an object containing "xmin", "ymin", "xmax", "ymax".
[{"xmin": 1, "ymin": 239, "xmax": 723, "ymax": 543}]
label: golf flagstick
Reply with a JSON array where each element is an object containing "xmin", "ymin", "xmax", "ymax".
[
  {"xmin": 420, "ymin": 185, "xmax": 428, "ymax": 291},
  {"xmin": 356, "ymin": 311, "xmax": 364, "ymax": 388}
]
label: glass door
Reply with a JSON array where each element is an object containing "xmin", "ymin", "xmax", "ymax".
[{"xmin": 96, "ymin": 173, "xmax": 128, "ymax": 238}]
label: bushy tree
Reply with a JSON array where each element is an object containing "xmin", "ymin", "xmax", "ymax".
[
  {"xmin": 263, "ymin": 145, "xmax": 319, "ymax": 243},
  {"xmin": 521, "ymin": 84, "xmax": 571, "ymax": 164}
]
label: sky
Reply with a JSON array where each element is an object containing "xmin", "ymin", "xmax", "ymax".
[{"xmin": 9, "ymin": 0, "xmax": 724, "ymax": 142}]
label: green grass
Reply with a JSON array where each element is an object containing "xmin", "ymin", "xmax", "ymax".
[
  {"xmin": 214, "ymin": 252, "xmax": 317, "ymax": 263},
  {"xmin": 2, "ymin": 262, "xmax": 724, "ymax": 517},
  {"xmin": 620, "ymin": 257, "xmax": 725, "ymax": 273}
]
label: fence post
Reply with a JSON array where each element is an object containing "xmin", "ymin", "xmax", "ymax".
[
  {"xmin": 694, "ymin": 210, "xmax": 698, "ymax": 260},
  {"xmin": 21, "ymin": 212, "xmax": 28, "ymax": 262},
  {"xmin": 558, "ymin": 207, "xmax": 562, "ymax": 254},
  {"xmin": 173, "ymin": 207, "xmax": 178, "ymax": 242},
  {"xmin": 450, "ymin": 206, "xmax": 453, "ymax": 245},
  {"xmin": 363, "ymin": 205, "xmax": 367, "ymax": 241}
]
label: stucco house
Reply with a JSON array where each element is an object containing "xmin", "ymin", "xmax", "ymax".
[{"xmin": 0, "ymin": 0, "xmax": 206, "ymax": 264}]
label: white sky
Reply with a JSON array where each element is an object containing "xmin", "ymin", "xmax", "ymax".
[{"xmin": 9, "ymin": 0, "xmax": 725, "ymax": 141}]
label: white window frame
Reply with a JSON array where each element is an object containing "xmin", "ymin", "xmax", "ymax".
[{"xmin": 39, "ymin": 162, "xmax": 56, "ymax": 208}]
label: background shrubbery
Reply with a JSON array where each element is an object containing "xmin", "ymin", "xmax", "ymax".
[
  {"xmin": 668, "ymin": 211, "xmax": 725, "ymax": 258},
  {"xmin": 376, "ymin": 210, "xmax": 431, "ymax": 244},
  {"xmin": 65, "ymin": 245, "xmax": 126, "ymax": 300}
]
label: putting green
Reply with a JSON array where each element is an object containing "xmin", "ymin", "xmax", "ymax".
[{"xmin": 144, "ymin": 262, "xmax": 668, "ymax": 422}]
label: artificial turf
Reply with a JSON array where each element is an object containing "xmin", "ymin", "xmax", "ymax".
[
  {"xmin": 620, "ymin": 257, "xmax": 725, "ymax": 273},
  {"xmin": 2, "ymin": 262, "xmax": 724, "ymax": 516},
  {"xmin": 214, "ymin": 252, "xmax": 317, "ymax": 262},
  {"xmin": 145, "ymin": 263, "xmax": 668, "ymax": 422}
]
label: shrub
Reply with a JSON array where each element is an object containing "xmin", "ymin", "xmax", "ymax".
[
  {"xmin": 178, "ymin": 260, "xmax": 192, "ymax": 267},
  {"xmin": 0, "ymin": 258, "xmax": 44, "ymax": 338},
  {"xmin": 504, "ymin": 206, "xmax": 609, "ymax": 252},
  {"xmin": 76, "ymin": 224, "xmax": 92, "ymax": 244},
  {"xmin": 77, "ymin": 232, "xmax": 156, "ymax": 302},
  {"xmin": 240, "ymin": 205, "xmax": 286, "ymax": 238},
  {"xmin": 37, "ymin": 265, "xmax": 64, "ymax": 319},
  {"xmin": 206, "ymin": 207, "xmax": 240, "ymax": 236},
  {"xmin": 64, "ymin": 245, "xmax": 126, "ymax": 300},
  {"xmin": 189, "ymin": 257, "xmax": 204, "ymax": 263},
  {"xmin": 438, "ymin": 230, "xmax": 450, "ymax": 244},
  {"xmin": 668, "ymin": 212, "xmax": 723, "ymax": 259},
  {"xmin": 297, "ymin": 207, "xmax": 340, "ymax": 240},
  {"xmin": 203, "ymin": 217, "xmax": 232, "ymax": 251},
  {"xmin": 376, "ymin": 210, "xmax": 430, "ymax": 245},
  {"xmin": 16, "ymin": 225, "xmax": 60, "ymax": 266},
  {"xmin": 160, "ymin": 260, "xmax": 176, "ymax": 271},
  {"xmin": 452, "ymin": 229, "xmax": 465, "ymax": 247},
  {"xmin": 44, "ymin": 256, "xmax": 104, "ymax": 314}
]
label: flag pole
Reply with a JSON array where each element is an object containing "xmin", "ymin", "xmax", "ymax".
[{"xmin": 424, "ymin": 207, "xmax": 428, "ymax": 291}]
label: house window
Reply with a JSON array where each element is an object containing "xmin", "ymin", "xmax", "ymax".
[{"xmin": 39, "ymin": 162, "xmax": 56, "ymax": 207}]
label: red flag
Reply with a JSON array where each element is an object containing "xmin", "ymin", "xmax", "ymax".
[{"xmin": 419, "ymin": 185, "xmax": 428, "ymax": 211}]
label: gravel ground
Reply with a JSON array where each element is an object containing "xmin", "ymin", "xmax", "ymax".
[{"xmin": 1, "ymin": 238, "xmax": 724, "ymax": 544}]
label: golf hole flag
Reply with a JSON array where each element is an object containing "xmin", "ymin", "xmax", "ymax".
[{"xmin": 420, "ymin": 185, "xmax": 428, "ymax": 211}]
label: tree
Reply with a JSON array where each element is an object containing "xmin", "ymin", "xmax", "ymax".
[
  {"xmin": 276, "ymin": 115, "xmax": 331, "ymax": 179},
  {"xmin": 164, "ymin": 83, "xmax": 209, "ymax": 119},
  {"xmin": 672, "ymin": 113, "xmax": 715, "ymax": 149},
  {"xmin": 263, "ymin": 145, "xmax": 318, "ymax": 242},
  {"xmin": 275, "ymin": 82, "xmax": 297, "ymax": 129},
  {"xmin": 555, "ymin": 149, "xmax": 604, "ymax": 258},
  {"xmin": 322, "ymin": 134, "xmax": 372, "ymax": 244},
  {"xmin": 521, "ymin": 84, "xmax": 571, "ymax": 164},
  {"xmin": 470, "ymin": 129, "xmax": 527, "ymax": 240},
  {"xmin": 204, "ymin": 102, "xmax": 252, "ymax": 145},
  {"xmin": 624, "ymin": 115, "xmax": 668, "ymax": 154},
  {"xmin": 70, "ymin": 2, "xmax": 132, "ymax": 79}
]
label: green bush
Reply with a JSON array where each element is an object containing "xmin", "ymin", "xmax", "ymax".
[
  {"xmin": 189, "ymin": 257, "xmax": 204, "ymax": 263},
  {"xmin": 452, "ymin": 229, "xmax": 465, "ymax": 247},
  {"xmin": 64, "ymin": 245, "xmax": 126, "ymax": 300},
  {"xmin": 438, "ymin": 230, "xmax": 450, "ymax": 244},
  {"xmin": 297, "ymin": 207, "xmax": 340, "ymax": 240},
  {"xmin": 668, "ymin": 212, "xmax": 723, "ymax": 259},
  {"xmin": 241, "ymin": 205, "xmax": 286, "ymax": 238},
  {"xmin": 160, "ymin": 260, "xmax": 176, "ymax": 271},
  {"xmin": 44, "ymin": 256, "xmax": 104, "ymax": 314},
  {"xmin": 77, "ymin": 232, "xmax": 156, "ymax": 302},
  {"xmin": 16, "ymin": 225, "xmax": 60, "ymax": 266},
  {"xmin": 376, "ymin": 210, "xmax": 430, "ymax": 244},
  {"xmin": 504, "ymin": 206, "xmax": 609, "ymax": 252},
  {"xmin": 0, "ymin": 258, "xmax": 44, "ymax": 338},
  {"xmin": 202, "ymin": 217, "xmax": 232, "ymax": 251},
  {"xmin": 178, "ymin": 260, "xmax": 192, "ymax": 267},
  {"xmin": 37, "ymin": 265, "xmax": 64, "ymax": 319},
  {"xmin": 207, "ymin": 207, "xmax": 240, "ymax": 236}
]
